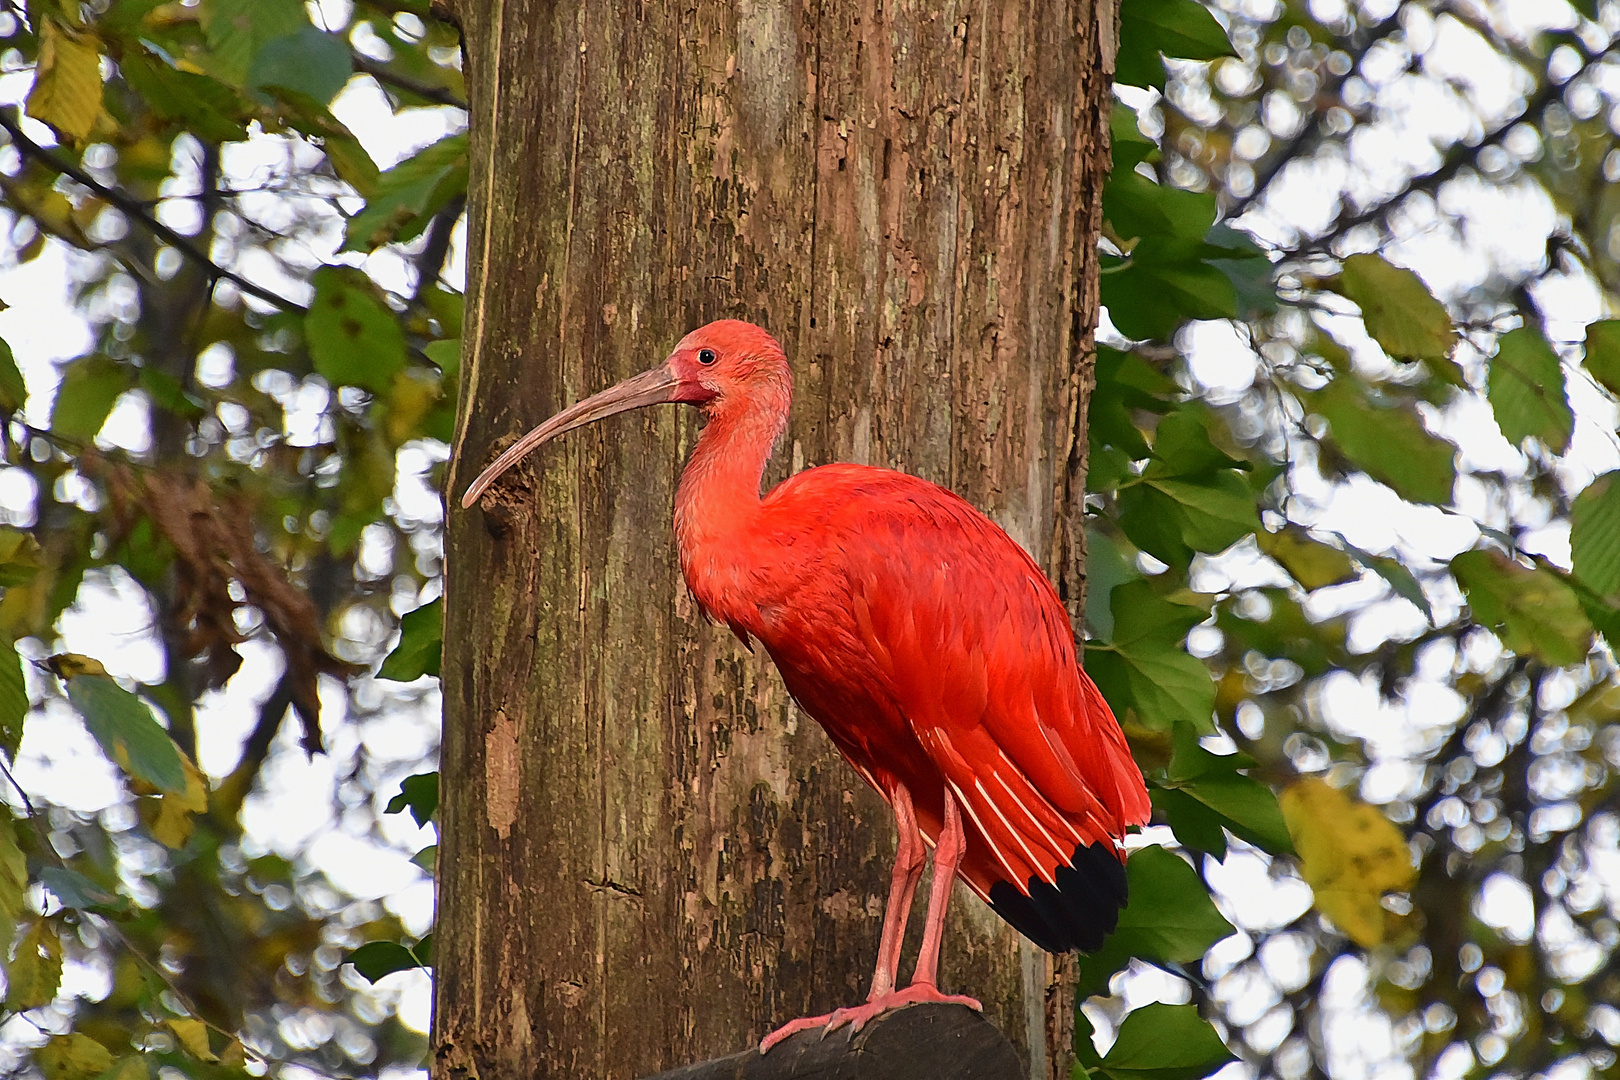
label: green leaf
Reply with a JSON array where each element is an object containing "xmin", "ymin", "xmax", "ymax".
[
  {"xmin": 1116, "ymin": 0, "xmax": 1238, "ymax": 90},
  {"xmin": 344, "ymin": 134, "xmax": 470, "ymax": 252},
  {"xmin": 5, "ymin": 920, "xmax": 62, "ymax": 1010},
  {"xmin": 1337, "ymin": 254, "xmax": 1454, "ymax": 364},
  {"xmin": 1309, "ymin": 379, "xmax": 1455, "ymax": 506},
  {"xmin": 50, "ymin": 357, "xmax": 130, "ymax": 443},
  {"xmin": 1104, "ymin": 259, "xmax": 1237, "ymax": 342},
  {"xmin": 1084, "ymin": 527, "xmax": 1138, "ymax": 641},
  {"xmin": 26, "ymin": 20, "xmax": 104, "ymax": 143},
  {"xmin": 423, "ymin": 338, "xmax": 461, "ymax": 384},
  {"xmin": 1098, "ymin": 1002, "xmax": 1236, "ymax": 1080},
  {"xmin": 1105, "ymin": 172, "xmax": 1217, "ymax": 253},
  {"xmin": 1163, "ymin": 723, "xmax": 1294, "ymax": 854},
  {"xmin": 305, "ymin": 267, "xmax": 408, "ymax": 393},
  {"xmin": 1488, "ymin": 326, "xmax": 1572, "ymax": 454},
  {"xmin": 1087, "ymin": 581, "xmax": 1215, "ymax": 733},
  {"xmin": 1143, "ymin": 407, "xmax": 1245, "ymax": 478},
  {"xmin": 1257, "ymin": 525, "xmax": 1357, "ymax": 591},
  {"xmin": 1090, "ymin": 347, "xmax": 1178, "ymax": 459},
  {"xmin": 1451, "ymin": 549, "xmax": 1592, "ymax": 667},
  {"xmin": 1144, "ymin": 474, "xmax": 1260, "ymax": 554},
  {"xmin": 1344, "ymin": 544, "xmax": 1433, "ymax": 621},
  {"xmin": 385, "ymin": 771, "xmax": 439, "ymax": 827},
  {"xmin": 1079, "ymin": 846, "xmax": 1235, "ymax": 997},
  {"xmin": 1208, "ymin": 230, "xmax": 1278, "ymax": 321},
  {"xmin": 0, "ymin": 634, "xmax": 26, "ymax": 759},
  {"xmin": 346, "ymin": 940, "xmax": 428, "ymax": 982},
  {"xmin": 38, "ymin": 866, "xmax": 127, "ymax": 914},
  {"xmin": 1152, "ymin": 785, "xmax": 1228, "ymax": 859},
  {"xmin": 1112, "ymin": 104, "xmax": 1156, "ymax": 172},
  {"xmin": 64, "ymin": 674, "xmax": 187, "ymax": 793},
  {"xmin": 1583, "ymin": 319, "xmax": 1620, "ymax": 396},
  {"xmin": 119, "ymin": 52, "xmax": 249, "ymax": 144},
  {"xmin": 1572, "ymin": 472, "xmax": 1620, "ymax": 601},
  {"xmin": 411, "ymin": 845, "xmax": 437, "ymax": 873},
  {"xmin": 248, "ymin": 27, "xmax": 353, "ymax": 105},
  {"xmin": 200, "ymin": 0, "xmax": 309, "ymax": 85},
  {"xmin": 1117, "ymin": 482, "xmax": 1196, "ymax": 567},
  {"xmin": 380, "ymin": 598, "xmax": 442, "ymax": 681},
  {"xmin": 0, "ymin": 339, "xmax": 26, "ymax": 413},
  {"xmin": 37, "ymin": 1033, "xmax": 114, "ymax": 1080},
  {"xmin": 138, "ymin": 368, "xmax": 206, "ymax": 422}
]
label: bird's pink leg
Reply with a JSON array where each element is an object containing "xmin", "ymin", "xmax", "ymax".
[
  {"xmin": 866, "ymin": 783, "xmax": 926, "ymax": 1000},
  {"xmin": 759, "ymin": 786, "xmax": 980, "ymax": 1054},
  {"xmin": 760, "ymin": 783, "xmax": 926, "ymax": 1052},
  {"xmin": 910, "ymin": 788, "xmax": 975, "ymax": 1002}
]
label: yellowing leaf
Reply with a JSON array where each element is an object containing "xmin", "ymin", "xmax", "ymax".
[
  {"xmin": 37, "ymin": 1033, "xmax": 113, "ymax": 1080},
  {"xmin": 1310, "ymin": 379, "xmax": 1456, "ymax": 506},
  {"xmin": 1281, "ymin": 778, "xmax": 1414, "ymax": 948},
  {"xmin": 1337, "ymin": 253, "xmax": 1455, "ymax": 366},
  {"xmin": 5, "ymin": 920, "xmax": 62, "ymax": 1010},
  {"xmin": 0, "ymin": 818, "xmax": 26, "ymax": 950},
  {"xmin": 1258, "ymin": 525, "xmax": 1357, "ymax": 590},
  {"xmin": 1451, "ymin": 549, "xmax": 1593, "ymax": 667},
  {"xmin": 385, "ymin": 369, "xmax": 442, "ymax": 445},
  {"xmin": 168, "ymin": 1018, "xmax": 217, "ymax": 1062},
  {"xmin": 43, "ymin": 653, "xmax": 107, "ymax": 679},
  {"xmin": 0, "ymin": 634, "xmax": 26, "ymax": 759},
  {"xmin": 97, "ymin": 1057, "xmax": 147, "ymax": 1080},
  {"xmin": 144, "ymin": 745, "xmax": 208, "ymax": 848},
  {"xmin": 219, "ymin": 1038, "xmax": 248, "ymax": 1068},
  {"xmin": 26, "ymin": 21, "xmax": 105, "ymax": 142}
]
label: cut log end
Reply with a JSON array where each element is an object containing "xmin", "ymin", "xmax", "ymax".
[{"xmin": 639, "ymin": 1004, "xmax": 1022, "ymax": 1080}]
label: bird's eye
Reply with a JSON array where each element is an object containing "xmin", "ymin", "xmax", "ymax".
[{"xmin": 698, "ymin": 348, "xmax": 718, "ymax": 365}]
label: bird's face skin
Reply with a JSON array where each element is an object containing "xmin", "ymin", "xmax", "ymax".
[
  {"xmin": 459, "ymin": 319, "xmax": 790, "ymax": 509},
  {"xmin": 664, "ymin": 320, "xmax": 792, "ymax": 418}
]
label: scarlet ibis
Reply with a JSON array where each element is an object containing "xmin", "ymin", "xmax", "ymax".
[{"xmin": 461, "ymin": 320, "xmax": 1151, "ymax": 1049}]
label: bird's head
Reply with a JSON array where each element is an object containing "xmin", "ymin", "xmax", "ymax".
[{"xmin": 460, "ymin": 319, "xmax": 791, "ymax": 508}]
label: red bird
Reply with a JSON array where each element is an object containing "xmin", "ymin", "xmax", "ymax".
[{"xmin": 462, "ymin": 320, "xmax": 1151, "ymax": 1049}]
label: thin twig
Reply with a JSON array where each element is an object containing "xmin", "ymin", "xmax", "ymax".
[
  {"xmin": 1225, "ymin": 10, "xmax": 1404, "ymax": 219},
  {"xmin": 1298, "ymin": 75, "xmax": 1564, "ymax": 257},
  {"xmin": 0, "ymin": 110, "xmax": 306, "ymax": 314},
  {"xmin": 352, "ymin": 55, "xmax": 467, "ymax": 110}
]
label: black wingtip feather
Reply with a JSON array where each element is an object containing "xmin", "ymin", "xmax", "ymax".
[{"xmin": 987, "ymin": 841, "xmax": 1128, "ymax": 954}]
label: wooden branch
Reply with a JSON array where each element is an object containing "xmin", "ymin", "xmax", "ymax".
[{"xmin": 639, "ymin": 1006, "xmax": 1021, "ymax": 1080}]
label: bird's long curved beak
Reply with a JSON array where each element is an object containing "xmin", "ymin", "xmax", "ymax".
[{"xmin": 460, "ymin": 364, "xmax": 680, "ymax": 509}]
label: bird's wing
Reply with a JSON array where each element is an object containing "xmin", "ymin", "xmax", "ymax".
[{"xmin": 800, "ymin": 471, "xmax": 1150, "ymax": 892}]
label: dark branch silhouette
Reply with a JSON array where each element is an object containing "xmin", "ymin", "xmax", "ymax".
[
  {"xmin": 353, "ymin": 55, "xmax": 468, "ymax": 110},
  {"xmin": 640, "ymin": 1006, "xmax": 1020, "ymax": 1080},
  {"xmin": 0, "ymin": 109, "xmax": 307, "ymax": 313}
]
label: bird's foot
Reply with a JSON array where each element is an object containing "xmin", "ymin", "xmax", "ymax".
[{"xmin": 758, "ymin": 983, "xmax": 983, "ymax": 1053}]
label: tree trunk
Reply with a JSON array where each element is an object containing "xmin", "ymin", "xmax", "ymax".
[{"xmin": 437, "ymin": 2, "xmax": 1116, "ymax": 1078}]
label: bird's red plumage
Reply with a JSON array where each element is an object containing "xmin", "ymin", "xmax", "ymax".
[{"xmin": 679, "ymin": 458, "xmax": 1151, "ymax": 938}]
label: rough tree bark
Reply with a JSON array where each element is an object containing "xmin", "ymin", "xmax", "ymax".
[{"xmin": 438, "ymin": 2, "xmax": 1116, "ymax": 1078}]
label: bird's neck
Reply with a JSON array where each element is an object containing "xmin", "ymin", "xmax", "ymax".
[{"xmin": 673, "ymin": 389, "xmax": 789, "ymax": 618}]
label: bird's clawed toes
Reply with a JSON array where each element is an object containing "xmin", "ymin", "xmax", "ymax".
[{"xmin": 758, "ymin": 984, "xmax": 984, "ymax": 1054}]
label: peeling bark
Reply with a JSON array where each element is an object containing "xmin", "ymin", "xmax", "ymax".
[{"xmin": 438, "ymin": 3, "xmax": 1112, "ymax": 1078}]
